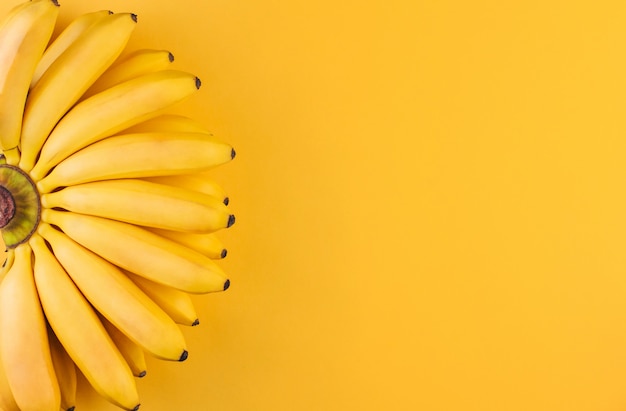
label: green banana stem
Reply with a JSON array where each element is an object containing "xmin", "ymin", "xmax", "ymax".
[{"xmin": 0, "ymin": 165, "xmax": 40, "ymax": 248}]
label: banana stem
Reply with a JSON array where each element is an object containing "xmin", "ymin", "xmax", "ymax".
[{"xmin": 0, "ymin": 186, "xmax": 15, "ymax": 228}]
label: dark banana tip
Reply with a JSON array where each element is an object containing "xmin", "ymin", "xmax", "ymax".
[
  {"xmin": 132, "ymin": 404, "xmax": 141, "ymax": 411},
  {"xmin": 138, "ymin": 370, "xmax": 147, "ymax": 378},
  {"xmin": 51, "ymin": 0, "xmax": 60, "ymax": 7},
  {"xmin": 227, "ymin": 214, "xmax": 236, "ymax": 228},
  {"xmin": 223, "ymin": 197, "xmax": 229, "ymax": 206},
  {"xmin": 231, "ymin": 148, "xmax": 236, "ymax": 159},
  {"xmin": 107, "ymin": 10, "xmax": 114, "ymax": 14},
  {"xmin": 195, "ymin": 77, "xmax": 202, "ymax": 89},
  {"xmin": 168, "ymin": 52, "xmax": 175, "ymax": 62},
  {"xmin": 220, "ymin": 248, "xmax": 228, "ymax": 259},
  {"xmin": 192, "ymin": 318, "xmax": 200, "ymax": 326},
  {"xmin": 130, "ymin": 13, "xmax": 138, "ymax": 23},
  {"xmin": 179, "ymin": 350, "xmax": 189, "ymax": 362},
  {"xmin": 67, "ymin": 407, "xmax": 75, "ymax": 411},
  {"xmin": 223, "ymin": 279, "xmax": 231, "ymax": 291}
]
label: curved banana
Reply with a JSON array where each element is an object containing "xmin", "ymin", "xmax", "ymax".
[
  {"xmin": 48, "ymin": 328, "xmax": 77, "ymax": 411},
  {"xmin": 37, "ymin": 131, "xmax": 235, "ymax": 193},
  {"xmin": 143, "ymin": 173, "xmax": 230, "ymax": 205},
  {"xmin": 38, "ymin": 223, "xmax": 189, "ymax": 362},
  {"xmin": 0, "ymin": 341, "xmax": 19, "ymax": 411},
  {"xmin": 120, "ymin": 113, "xmax": 211, "ymax": 134},
  {"xmin": 0, "ymin": 243, "xmax": 60, "ymax": 411},
  {"xmin": 147, "ymin": 227, "xmax": 228, "ymax": 260},
  {"xmin": 19, "ymin": 12, "xmax": 137, "ymax": 172},
  {"xmin": 83, "ymin": 48, "xmax": 175, "ymax": 98},
  {"xmin": 30, "ymin": 9, "xmax": 112, "ymax": 89},
  {"xmin": 100, "ymin": 315, "xmax": 148, "ymax": 378},
  {"xmin": 0, "ymin": 0, "xmax": 59, "ymax": 164},
  {"xmin": 30, "ymin": 232, "xmax": 141, "ymax": 411},
  {"xmin": 42, "ymin": 209, "xmax": 230, "ymax": 294},
  {"xmin": 42, "ymin": 178, "xmax": 234, "ymax": 233},
  {"xmin": 126, "ymin": 271, "xmax": 200, "ymax": 326},
  {"xmin": 29, "ymin": 70, "xmax": 201, "ymax": 179}
]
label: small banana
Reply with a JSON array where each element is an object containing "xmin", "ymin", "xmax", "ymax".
[
  {"xmin": 100, "ymin": 315, "xmax": 148, "ymax": 378},
  {"xmin": 48, "ymin": 327, "xmax": 77, "ymax": 411},
  {"xmin": 0, "ymin": 0, "xmax": 59, "ymax": 164},
  {"xmin": 30, "ymin": 9, "xmax": 112, "ymax": 89},
  {"xmin": 83, "ymin": 48, "xmax": 175, "ymax": 98},
  {"xmin": 41, "ymin": 178, "xmax": 234, "ymax": 233},
  {"xmin": 126, "ymin": 271, "xmax": 200, "ymax": 326},
  {"xmin": 19, "ymin": 12, "xmax": 137, "ymax": 172},
  {"xmin": 38, "ymin": 223, "xmax": 189, "ymax": 361},
  {"xmin": 0, "ymin": 243, "xmax": 60, "ymax": 411},
  {"xmin": 30, "ymin": 232, "xmax": 140, "ymax": 411},
  {"xmin": 42, "ymin": 209, "xmax": 230, "ymax": 294},
  {"xmin": 37, "ymin": 131, "xmax": 236, "ymax": 193},
  {"xmin": 29, "ymin": 70, "xmax": 202, "ymax": 179}
]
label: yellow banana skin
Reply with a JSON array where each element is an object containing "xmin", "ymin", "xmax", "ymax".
[
  {"xmin": 0, "ymin": 0, "xmax": 58, "ymax": 164},
  {"xmin": 120, "ymin": 113, "xmax": 212, "ymax": 134},
  {"xmin": 147, "ymin": 227, "xmax": 228, "ymax": 260},
  {"xmin": 100, "ymin": 315, "xmax": 148, "ymax": 378},
  {"xmin": 143, "ymin": 173, "xmax": 230, "ymax": 204},
  {"xmin": 19, "ymin": 12, "xmax": 137, "ymax": 172},
  {"xmin": 48, "ymin": 328, "xmax": 77, "ymax": 411},
  {"xmin": 29, "ymin": 70, "xmax": 202, "ymax": 179},
  {"xmin": 42, "ymin": 209, "xmax": 230, "ymax": 294},
  {"xmin": 83, "ymin": 48, "xmax": 176, "ymax": 98},
  {"xmin": 126, "ymin": 271, "xmax": 200, "ymax": 326},
  {"xmin": 37, "ymin": 223, "xmax": 188, "ymax": 362},
  {"xmin": 0, "ymin": 336, "xmax": 19, "ymax": 411},
  {"xmin": 0, "ymin": 243, "xmax": 60, "ymax": 411},
  {"xmin": 30, "ymin": 232, "xmax": 141, "ymax": 411},
  {"xmin": 30, "ymin": 9, "xmax": 112, "ymax": 89},
  {"xmin": 42, "ymin": 178, "xmax": 234, "ymax": 233},
  {"xmin": 37, "ymin": 131, "xmax": 236, "ymax": 193}
]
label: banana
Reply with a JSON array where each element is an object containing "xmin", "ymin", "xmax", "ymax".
[
  {"xmin": 0, "ymin": 243, "xmax": 60, "ymax": 411},
  {"xmin": 30, "ymin": 232, "xmax": 140, "ymax": 411},
  {"xmin": 19, "ymin": 12, "xmax": 137, "ymax": 172},
  {"xmin": 0, "ymin": 0, "xmax": 59, "ymax": 165},
  {"xmin": 29, "ymin": 70, "xmax": 202, "ymax": 180},
  {"xmin": 120, "ymin": 113, "xmax": 212, "ymax": 134},
  {"xmin": 100, "ymin": 315, "xmax": 148, "ymax": 378},
  {"xmin": 83, "ymin": 48, "xmax": 175, "ymax": 98},
  {"xmin": 146, "ymin": 227, "xmax": 228, "ymax": 260},
  {"xmin": 48, "ymin": 327, "xmax": 77, "ymax": 411},
  {"xmin": 42, "ymin": 178, "xmax": 234, "ymax": 233},
  {"xmin": 143, "ymin": 173, "xmax": 230, "ymax": 205},
  {"xmin": 41, "ymin": 209, "xmax": 230, "ymax": 294},
  {"xmin": 37, "ymin": 223, "xmax": 189, "ymax": 362},
  {"xmin": 126, "ymin": 271, "xmax": 200, "ymax": 326},
  {"xmin": 30, "ymin": 9, "xmax": 112, "ymax": 89},
  {"xmin": 0, "ymin": 342, "xmax": 19, "ymax": 411},
  {"xmin": 37, "ymin": 131, "xmax": 236, "ymax": 193}
]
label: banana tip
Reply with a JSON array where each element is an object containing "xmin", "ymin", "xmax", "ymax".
[
  {"xmin": 179, "ymin": 350, "xmax": 189, "ymax": 362},
  {"xmin": 220, "ymin": 248, "xmax": 228, "ymax": 259},
  {"xmin": 67, "ymin": 407, "xmax": 75, "ymax": 411},
  {"xmin": 130, "ymin": 13, "xmax": 138, "ymax": 22},
  {"xmin": 223, "ymin": 196, "xmax": 229, "ymax": 206},
  {"xmin": 192, "ymin": 318, "xmax": 200, "ymax": 326},
  {"xmin": 231, "ymin": 148, "xmax": 236, "ymax": 159},
  {"xmin": 195, "ymin": 77, "xmax": 202, "ymax": 89},
  {"xmin": 138, "ymin": 370, "xmax": 147, "ymax": 378},
  {"xmin": 223, "ymin": 279, "xmax": 231, "ymax": 291},
  {"xmin": 51, "ymin": 0, "xmax": 60, "ymax": 6},
  {"xmin": 168, "ymin": 52, "xmax": 175, "ymax": 62},
  {"xmin": 132, "ymin": 404, "xmax": 141, "ymax": 411},
  {"xmin": 227, "ymin": 214, "xmax": 236, "ymax": 228}
]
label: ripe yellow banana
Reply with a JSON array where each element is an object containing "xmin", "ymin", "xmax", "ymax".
[
  {"xmin": 147, "ymin": 227, "xmax": 228, "ymax": 260},
  {"xmin": 126, "ymin": 271, "xmax": 200, "ymax": 326},
  {"xmin": 41, "ymin": 178, "xmax": 234, "ymax": 233},
  {"xmin": 37, "ymin": 131, "xmax": 236, "ymax": 193},
  {"xmin": 28, "ymin": 70, "xmax": 202, "ymax": 179},
  {"xmin": 30, "ymin": 232, "xmax": 140, "ymax": 411},
  {"xmin": 38, "ymin": 223, "xmax": 189, "ymax": 362},
  {"xmin": 143, "ymin": 173, "xmax": 230, "ymax": 205},
  {"xmin": 48, "ymin": 328, "xmax": 77, "ymax": 411},
  {"xmin": 19, "ymin": 12, "xmax": 137, "ymax": 172},
  {"xmin": 0, "ymin": 243, "xmax": 60, "ymax": 411},
  {"xmin": 0, "ymin": 0, "xmax": 58, "ymax": 165},
  {"xmin": 120, "ymin": 113, "xmax": 212, "ymax": 134},
  {"xmin": 83, "ymin": 48, "xmax": 175, "ymax": 98},
  {"xmin": 0, "ymin": 342, "xmax": 19, "ymax": 411},
  {"xmin": 100, "ymin": 315, "xmax": 148, "ymax": 378},
  {"xmin": 30, "ymin": 9, "xmax": 112, "ymax": 89},
  {"xmin": 42, "ymin": 209, "xmax": 230, "ymax": 294}
]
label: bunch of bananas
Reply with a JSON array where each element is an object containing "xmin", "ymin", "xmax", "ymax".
[{"xmin": 0, "ymin": 1, "xmax": 235, "ymax": 410}]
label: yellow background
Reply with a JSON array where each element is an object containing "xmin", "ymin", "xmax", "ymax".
[{"xmin": 3, "ymin": 0, "xmax": 626, "ymax": 410}]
